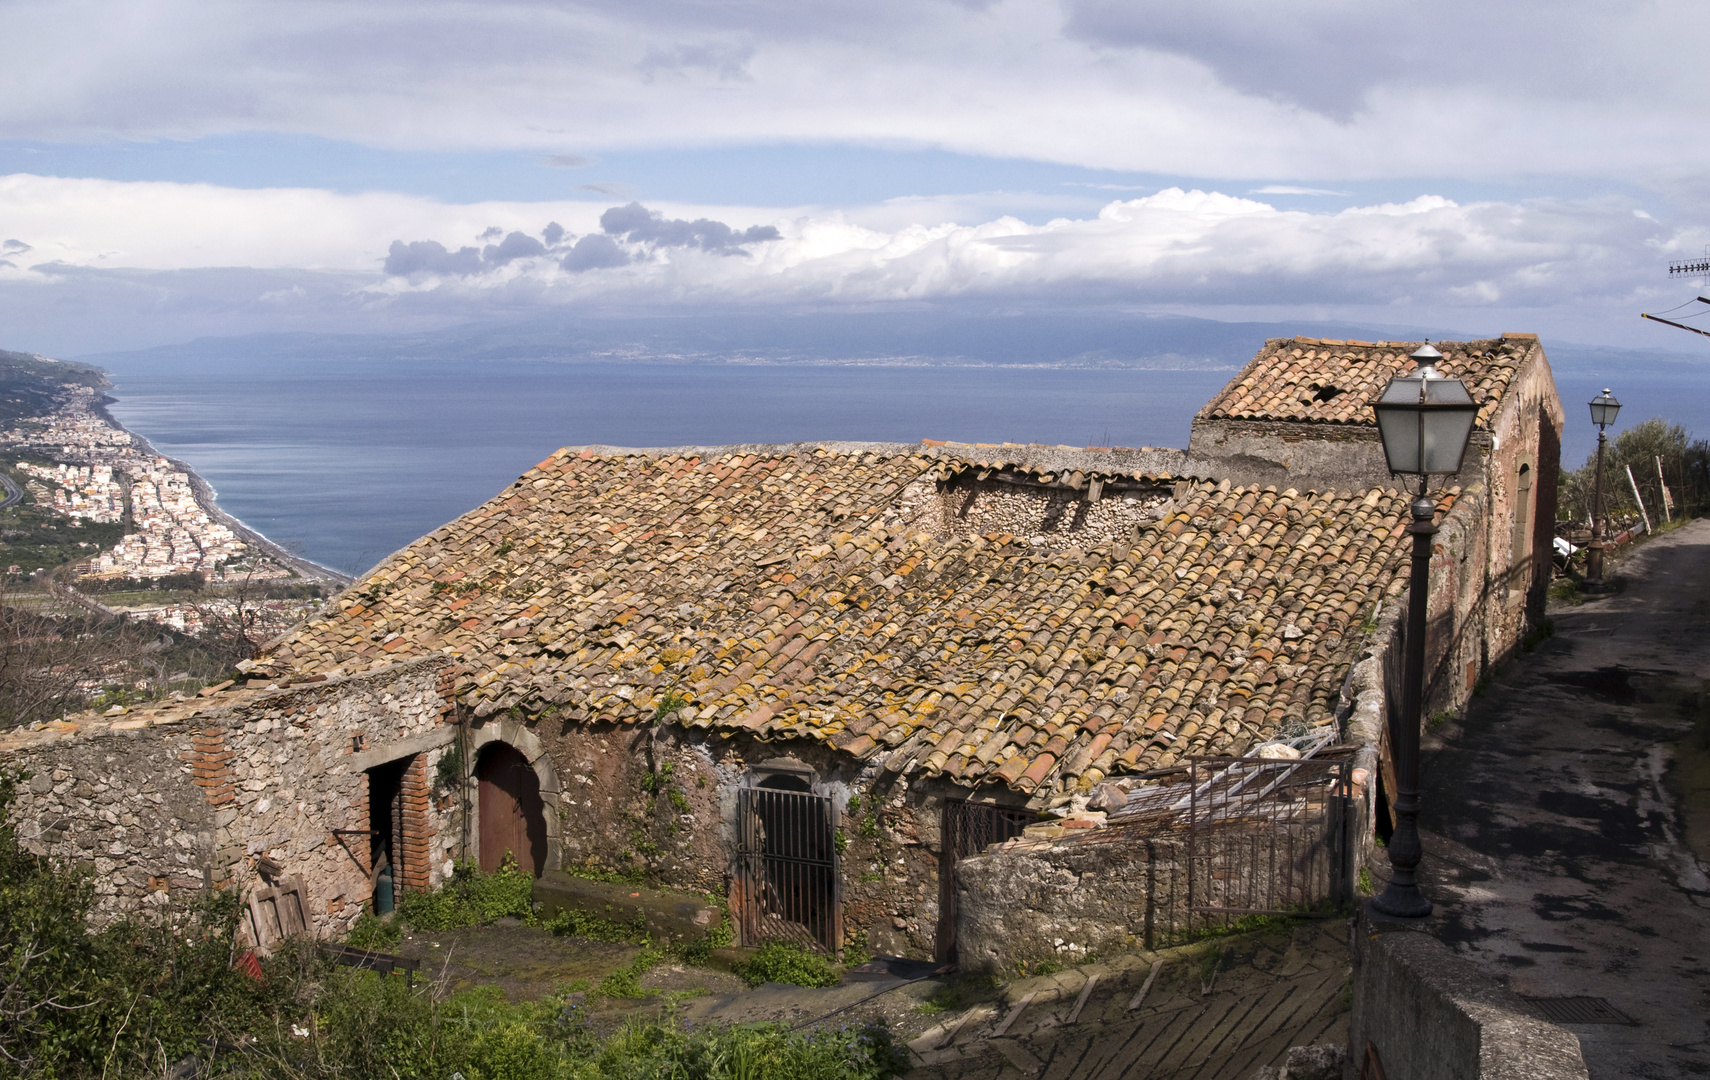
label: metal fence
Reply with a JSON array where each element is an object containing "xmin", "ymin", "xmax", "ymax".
[
  {"xmin": 1186, "ymin": 755, "xmax": 1352, "ymax": 926},
  {"xmin": 734, "ymin": 786, "xmax": 840, "ymax": 952}
]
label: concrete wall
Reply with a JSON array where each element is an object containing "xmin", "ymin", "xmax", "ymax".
[
  {"xmin": 1350, "ymin": 907, "xmax": 1588, "ymax": 1080},
  {"xmin": 3, "ymin": 656, "xmax": 461, "ymax": 940}
]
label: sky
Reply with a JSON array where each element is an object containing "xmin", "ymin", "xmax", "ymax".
[{"xmin": 4, "ymin": 0, "xmax": 1710, "ymax": 356}]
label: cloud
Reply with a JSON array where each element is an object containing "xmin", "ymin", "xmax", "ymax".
[
  {"xmin": 1, "ymin": 173, "xmax": 1700, "ymax": 348},
  {"xmin": 541, "ymin": 155, "xmax": 592, "ymax": 169},
  {"xmin": 560, "ymin": 234, "xmax": 628, "ymax": 273},
  {"xmin": 600, "ymin": 202, "xmax": 780, "ymax": 254},
  {"xmin": 577, "ymin": 182, "xmax": 636, "ymax": 198},
  {"xmin": 383, "ymin": 239, "xmax": 482, "ymax": 276},
  {"xmin": 1251, "ymin": 186, "xmax": 1351, "ymax": 197},
  {"xmin": 639, "ymin": 42, "xmax": 756, "ymax": 83},
  {"xmin": 2, "ymin": 0, "xmax": 1708, "ymax": 183},
  {"xmin": 2, "ymin": 239, "xmax": 28, "ymax": 253},
  {"xmin": 483, "ymin": 230, "xmax": 547, "ymax": 266}
]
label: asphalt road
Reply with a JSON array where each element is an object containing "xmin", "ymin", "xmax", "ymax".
[
  {"xmin": 0, "ymin": 472, "xmax": 20, "ymax": 510},
  {"xmin": 1417, "ymin": 519, "xmax": 1710, "ymax": 1079}
]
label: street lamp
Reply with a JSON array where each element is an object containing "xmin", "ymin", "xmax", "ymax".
[
  {"xmin": 1585, "ymin": 389, "xmax": 1621, "ymax": 588},
  {"xmin": 1369, "ymin": 343, "xmax": 1480, "ymax": 919}
]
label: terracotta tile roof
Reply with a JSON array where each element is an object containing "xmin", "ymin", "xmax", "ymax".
[
  {"xmin": 258, "ymin": 445, "xmax": 1445, "ymax": 798},
  {"xmin": 1197, "ymin": 336, "xmax": 1537, "ymax": 429}
]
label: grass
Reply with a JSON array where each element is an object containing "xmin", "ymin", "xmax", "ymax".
[
  {"xmin": 914, "ymin": 973, "xmax": 1003, "ymax": 1015},
  {"xmin": 733, "ymin": 942, "xmax": 842, "ymax": 989}
]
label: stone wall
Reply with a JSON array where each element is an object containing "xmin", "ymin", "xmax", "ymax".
[
  {"xmin": 2, "ymin": 656, "xmax": 460, "ymax": 940},
  {"xmin": 1349, "ymin": 907, "xmax": 1588, "ymax": 1080},
  {"xmin": 520, "ymin": 715, "xmax": 973, "ymax": 957},
  {"xmin": 7, "ymin": 722, "xmax": 220, "ymax": 918},
  {"xmin": 955, "ymin": 827, "xmax": 1189, "ymax": 974}
]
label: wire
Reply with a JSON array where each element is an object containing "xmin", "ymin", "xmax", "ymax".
[{"xmin": 1644, "ymin": 295, "xmax": 1705, "ymax": 316}]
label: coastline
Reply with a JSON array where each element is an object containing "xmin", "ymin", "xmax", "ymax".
[{"xmin": 91, "ymin": 394, "xmax": 355, "ymax": 588}]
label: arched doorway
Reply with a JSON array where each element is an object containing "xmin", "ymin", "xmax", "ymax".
[{"xmin": 476, "ymin": 743, "xmax": 548, "ymax": 876}]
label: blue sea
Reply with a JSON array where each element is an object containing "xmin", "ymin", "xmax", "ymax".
[
  {"xmin": 102, "ymin": 358, "xmax": 1231, "ymax": 577},
  {"xmin": 92, "ymin": 317, "xmax": 1710, "ymax": 579}
]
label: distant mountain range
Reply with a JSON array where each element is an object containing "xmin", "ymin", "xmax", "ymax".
[{"xmin": 73, "ymin": 310, "xmax": 1665, "ymax": 371}]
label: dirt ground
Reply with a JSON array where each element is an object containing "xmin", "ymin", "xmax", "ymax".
[{"xmin": 391, "ymin": 915, "xmax": 1351, "ymax": 1078}]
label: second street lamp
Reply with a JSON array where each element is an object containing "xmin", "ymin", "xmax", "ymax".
[
  {"xmin": 1585, "ymin": 389, "xmax": 1621, "ymax": 589},
  {"xmin": 1370, "ymin": 343, "xmax": 1480, "ymax": 919}
]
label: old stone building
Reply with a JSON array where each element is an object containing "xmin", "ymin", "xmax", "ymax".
[{"xmin": 0, "ymin": 334, "xmax": 1563, "ymax": 968}]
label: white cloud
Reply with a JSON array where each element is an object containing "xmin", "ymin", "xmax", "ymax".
[
  {"xmin": 1250, "ymin": 186, "xmax": 1351, "ymax": 197},
  {"xmin": 1, "ymin": 173, "xmax": 1691, "ymax": 322},
  {"xmin": 1, "ymin": 0, "xmax": 1708, "ymax": 182}
]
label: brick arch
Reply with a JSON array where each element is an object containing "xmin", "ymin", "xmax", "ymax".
[{"xmin": 466, "ymin": 719, "xmax": 561, "ymax": 873}]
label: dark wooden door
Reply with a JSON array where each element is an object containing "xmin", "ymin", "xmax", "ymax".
[{"xmin": 477, "ymin": 743, "xmax": 547, "ymax": 875}]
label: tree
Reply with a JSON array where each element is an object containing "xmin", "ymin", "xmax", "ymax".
[
  {"xmin": 1559, "ymin": 417, "xmax": 1710, "ymax": 524},
  {"xmin": 0, "ymin": 576, "xmax": 154, "ymax": 731}
]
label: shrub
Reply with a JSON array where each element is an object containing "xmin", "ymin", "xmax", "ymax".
[
  {"xmin": 0, "ymin": 769, "xmax": 272, "ymax": 1077},
  {"xmin": 733, "ymin": 942, "xmax": 841, "ymax": 989},
  {"xmin": 345, "ymin": 910, "xmax": 402, "ymax": 949},
  {"xmin": 397, "ymin": 858, "xmax": 534, "ymax": 930}
]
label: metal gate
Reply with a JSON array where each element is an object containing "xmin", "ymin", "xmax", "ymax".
[
  {"xmin": 735, "ymin": 786, "xmax": 840, "ymax": 952},
  {"xmin": 1187, "ymin": 755, "xmax": 1351, "ymax": 927},
  {"xmin": 936, "ymin": 801, "xmax": 1034, "ymax": 962}
]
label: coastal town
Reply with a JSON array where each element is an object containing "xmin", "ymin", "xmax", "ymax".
[{"xmin": 8, "ymin": 382, "xmax": 292, "ymax": 582}]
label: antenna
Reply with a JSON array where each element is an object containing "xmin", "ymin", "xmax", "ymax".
[{"xmin": 1643, "ymin": 247, "xmax": 1710, "ymax": 339}]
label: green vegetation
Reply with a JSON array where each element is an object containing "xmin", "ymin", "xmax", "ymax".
[
  {"xmin": 733, "ymin": 942, "xmax": 842, "ymax": 989},
  {"xmin": 563, "ymin": 857, "xmax": 646, "ymax": 886},
  {"xmin": 397, "ymin": 858, "xmax": 536, "ymax": 929},
  {"xmin": 434, "ymin": 741, "xmax": 465, "ymax": 791},
  {"xmin": 0, "ymin": 349, "xmax": 107, "ymax": 423},
  {"xmin": 0, "ymin": 479, "xmax": 127, "ymax": 573},
  {"xmin": 1560, "ymin": 417, "xmax": 1710, "ymax": 525},
  {"xmin": 914, "ymin": 972, "xmax": 1001, "ymax": 1015}
]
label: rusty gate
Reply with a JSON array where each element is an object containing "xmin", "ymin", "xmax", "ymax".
[
  {"xmin": 735, "ymin": 786, "xmax": 841, "ymax": 952},
  {"xmin": 936, "ymin": 800, "xmax": 1034, "ymax": 962},
  {"xmin": 1187, "ymin": 755, "xmax": 1351, "ymax": 927}
]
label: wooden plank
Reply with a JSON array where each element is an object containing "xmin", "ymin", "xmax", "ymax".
[
  {"xmin": 1127, "ymin": 961, "xmax": 1165, "ymax": 1011},
  {"xmin": 1065, "ymin": 974, "xmax": 1099, "ymax": 1025},
  {"xmin": 990, "ymin": 991, "xmax": 1038, "ymax": 1037}
]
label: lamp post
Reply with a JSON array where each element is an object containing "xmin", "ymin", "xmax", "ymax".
[
  {"xmin": 1585, "ymin": 389, "xmax": 1621, "ymax": 589},
  {"xmin": 1369, "ymin": 343, "xmax": 1480, "ymax": 919}
]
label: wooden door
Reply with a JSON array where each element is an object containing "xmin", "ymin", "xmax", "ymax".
[{"xmin": 477, "ymin": 743, "xmax": 547, "ymax": 875}]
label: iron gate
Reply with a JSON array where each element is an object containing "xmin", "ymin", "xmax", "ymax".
[
  {"xmin": 1187, "ymin": 755, "xmax": 1351, "ymax": 927},
  {"xmin": 735, "ymin": 786, "xmax": 840, "ymax": 952},
  {"xmin": 937, "ymin": 801, "xmax": 1034, "ymax": 962}
]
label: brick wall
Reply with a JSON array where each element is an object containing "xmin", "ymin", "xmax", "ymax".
[{"xmin": 399, "ymin": 754, "xmax": 433, "ymax": 893}]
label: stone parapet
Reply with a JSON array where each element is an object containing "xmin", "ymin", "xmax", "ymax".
[{"xmin": 1350, "ymin": 906, "xmax": 1589, "ymax": 1080}]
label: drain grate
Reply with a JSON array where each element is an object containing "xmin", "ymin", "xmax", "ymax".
[{"xmin": 1523, "ymin": 996, "xmax": 1635, "ymax": 1025}]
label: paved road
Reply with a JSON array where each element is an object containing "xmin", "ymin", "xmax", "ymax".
[
  {"xmin": 0, "ymin": 472, "xmax": 20, "ymax": 510},
  {"xmin": 1418, "ymin": 519, "xmax": 1710, "ymax": 1079}
]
